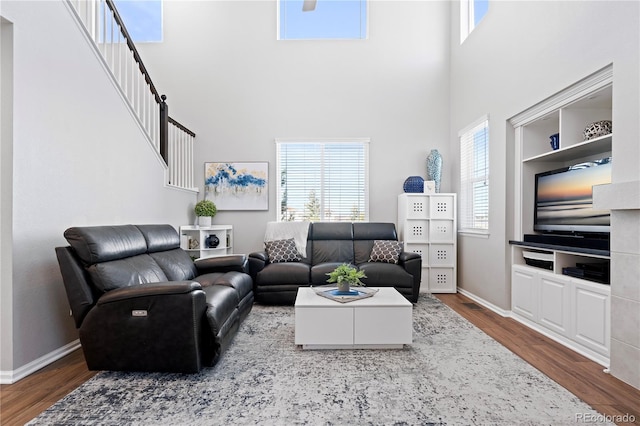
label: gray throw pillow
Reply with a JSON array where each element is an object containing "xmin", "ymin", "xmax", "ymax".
[
  {"xmin": 369, "ymin": 240, "xmax": 403, "ymax": 264},
  {"xmin": 265, "ymin": 238, "xmax": 301, "ymax": 263}
]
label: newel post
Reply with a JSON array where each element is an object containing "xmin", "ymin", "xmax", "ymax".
[{"xmin": 159, "ymin": 94, "xmax": 169, "ymax": 165}]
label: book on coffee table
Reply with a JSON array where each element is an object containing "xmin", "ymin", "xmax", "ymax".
[{"xmin": 311, "ymin": 285, "xmax": 379, "ymax": 303}]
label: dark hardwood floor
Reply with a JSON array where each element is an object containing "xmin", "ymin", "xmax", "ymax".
[
  {"xmin": 1, "ymin": 292, "xmax": 638, "ymax": 425},
  {"xmin": 437, "ymin": 293, "xmax": 640, "ymax": 426}
]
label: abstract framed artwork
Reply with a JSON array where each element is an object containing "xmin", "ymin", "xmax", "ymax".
[{"xmin": 204, "ymin": 162, "xmax": 268, "ymax": 210}]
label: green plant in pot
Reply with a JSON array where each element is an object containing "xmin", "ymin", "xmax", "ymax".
[
  {"xmin": 194, "ymin": 199, "xmax": 217, "ymax": 227},
  {"xmin": 326, "ymin": 263, "xmax": 366, "ymax": 294}
]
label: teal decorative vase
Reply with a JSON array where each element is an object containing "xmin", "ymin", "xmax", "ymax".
[{"xmin": 426, "ymin": 149, "xmax": 442, "ymax": 193}]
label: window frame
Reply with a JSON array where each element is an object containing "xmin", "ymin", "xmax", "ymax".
[
  {"xmin": 113, "ymin": 0, "xmax": 163, "ymax": 43},
  {"xmin": 277, "ymin": 0, "xmax": 368, "ymax": 41},
  {"xmin": 459, "ymin": 115, "xmax": 490, "ymax": 235},
  {"xmin": 275, "ymin": 138, "xmax": 370, "ymax": 222},
  {"xmin": 460, "ymin": 0, "xmax": 488, "ymax": 44}
]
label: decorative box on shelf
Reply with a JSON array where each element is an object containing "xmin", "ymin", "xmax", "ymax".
[{"xmin": 179, "ymin": 225, "xmax": 233, "ymax": 260}]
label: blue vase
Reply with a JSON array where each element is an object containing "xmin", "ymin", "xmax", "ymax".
[
  {"xmin": 426, "ymin": 149, "xmax": 442, "ymax": 193},
  {"xmin": 205, "ymin": 234, "xmax": 219, "ymax": 248}
]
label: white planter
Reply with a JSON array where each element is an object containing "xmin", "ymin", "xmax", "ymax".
[{"xmin": 198, "ymin": 216, "xmax": 212, "ymax": 227}]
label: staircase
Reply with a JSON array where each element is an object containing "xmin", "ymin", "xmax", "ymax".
[{"xmin": 66, "ymin": 0, "xmax": 196, "ymax": 190}]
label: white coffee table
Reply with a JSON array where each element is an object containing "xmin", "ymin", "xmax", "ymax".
[{"xmin": 294, "ymin": 287, "xmax": 413, "ymax": 349}]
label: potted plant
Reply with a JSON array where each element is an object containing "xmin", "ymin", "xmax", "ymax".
[
  {"xmin": 326, "ymin": 263, "xmax": 366, "ymax": 294},
  {"xmin": 194, "ymin": 199, "xmax": 217, "ymax": 227}
]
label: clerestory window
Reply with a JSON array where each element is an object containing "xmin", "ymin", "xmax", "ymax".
[
  {"xmin": 460, "ymin": 0, "xmax": 488, "ymax": 43},
  {"xmin": 278, "ymin": 0, "xmax": 368, "ymax": 40}
]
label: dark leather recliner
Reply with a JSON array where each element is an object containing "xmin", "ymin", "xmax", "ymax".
[
  {"xmin": 248, "ymin": 222, "xmax": 421, "ymax": 305},
  {"xmin": 55, "ymin": 224, "xmax": 253, "ymax": 373}
]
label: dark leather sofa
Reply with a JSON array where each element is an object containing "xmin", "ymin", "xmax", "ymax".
[
  {"xmin": 55, "ymin": 224, "xmax": 253, "ymax": 373},
  {"xmin": 248, "ymin": 222, "xmax": 421, "ymax": 305}
]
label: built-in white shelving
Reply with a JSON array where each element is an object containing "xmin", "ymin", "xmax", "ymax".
[{"xmin": 509, "ymin": 65, "xmax": 613, "ymax": 366}]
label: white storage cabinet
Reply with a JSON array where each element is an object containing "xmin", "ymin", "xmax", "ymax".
[{"xmin": 397, "ymin": 193, "xmax": 457, "ymax": 293}]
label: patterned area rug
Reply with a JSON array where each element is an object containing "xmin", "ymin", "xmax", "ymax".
[{"xmin": 30, "ymin": 296, "xmax": 609, "ymax": 425}]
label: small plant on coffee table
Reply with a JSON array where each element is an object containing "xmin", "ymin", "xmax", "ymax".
[{"xmin": 326, "ymin": 263, "xmax": 366, "ymax": 293}]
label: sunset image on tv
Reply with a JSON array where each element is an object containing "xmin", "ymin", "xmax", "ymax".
[{"xmin": 536, "ymin": 159, "xmax": 611, "ymax": 227}]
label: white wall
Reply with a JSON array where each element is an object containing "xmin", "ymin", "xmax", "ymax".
[
  {"xmin": 0, "ymin": 1, "xmax": 196, "ymax": 380},
  {"xmin": 449, "ymin": 1, "xmax": 639, "ymax": 387},
  {"xmin": 137, "ymin": 0, "xmax": 452, "ymax": 254}
]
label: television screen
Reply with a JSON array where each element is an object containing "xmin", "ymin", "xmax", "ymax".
[{"xmin": 534, "ymin": 157, "xmax": 611, "ymax": 234}]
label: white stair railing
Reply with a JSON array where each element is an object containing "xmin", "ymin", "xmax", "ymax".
[
  {"xmin": 168, "ymin": 118, "xmax": 196, "ymax": 189},
  {"xmin": 66, "ymin": 0, "xmax": 197, "ymax": 191}
]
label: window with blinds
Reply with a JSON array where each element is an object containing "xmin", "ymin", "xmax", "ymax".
[
  {"xmin": 459, "ymin": 116, "xmax": 489, "ymax": 233},
  {"xmin": 276, "ymin": 139, "xmax": 369, "ymax": 222}
]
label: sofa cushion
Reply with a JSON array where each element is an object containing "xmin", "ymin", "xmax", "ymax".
[
  {"xmin": 196, "ymin": 272, "xmax": 253, "ymax": 301},
  {"xmin": 150, "ymin": 249, "xmax": 198, "ymax": 281},
  {"xmin": 311, "ymin": 262, "xmax": 353, "ymax": 286},
  {"xmin": 137, "ymin": 224, "xmax": 181, "ymax": 252},
  {"xmin": 369, "ymin": 240, "xmax": 403, "ymax": 264},
  {"xmin": 358, "ymin": 262, "xmax": 413, "ymax": 289},
  {"xmin": 88, "ymin": 254, "xmax": 168, "ymax": 292},
  {"xmin": 64, "ymin": 225, "xmax": 147, "ymax": 265},
  {"xmin": 265, "ymin": 239, "xmax": 301, "ymax": 263},
  {"xmin": 311, "ymin": 241, "xmax": 354, "ymax": 265},
  {"xmin": 256, "ymin": 262, "xmax": 311, "ymax": 285}
]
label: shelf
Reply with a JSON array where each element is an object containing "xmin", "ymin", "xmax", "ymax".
[
  {"xmin": 522, "ymin": 134, "xmax": 611, "ymax": 163},
  {"xmin": 509, "ymin": 240, "xmax": 609, "ymax": 258},
  {"xmin": 180, "ymin": 225, "xmax": 233, "ymax": 260}
]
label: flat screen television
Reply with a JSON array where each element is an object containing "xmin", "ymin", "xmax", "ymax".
[{"xmin": 534, "ymin": 157, "xmax": 611, "ymax": 234}]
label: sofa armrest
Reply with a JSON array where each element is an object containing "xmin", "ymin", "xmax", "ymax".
[
  {"xmin": 194, "ymin": 254, "xmax": 248, "ymax": 274},
  {"xmin": 81, "ymin": 281, "xmax": 209, "ymax": 373},
  {"xmin": 399, "ymin": 252, "xmax": 422, "ymax": 303},
  {"xmin": 399, "ymin": 251, "xmax": 421, "ymax": 264},
  {"xmin": 97, "ymin": 281, "xmax": 202, "ymax": 305},
  {"xmin": 248, "ymin": 251, "xmax": 268, "ymax": 280}
]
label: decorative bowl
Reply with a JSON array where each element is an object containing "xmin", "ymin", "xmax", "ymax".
[{"xmin": 583, "ymin": 120, "xmax": 612, "ymax": 141}]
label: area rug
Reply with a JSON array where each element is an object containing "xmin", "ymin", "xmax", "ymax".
[{"xmin": 29, "ymin": 296, "xmax": 610, "ymax": 425}]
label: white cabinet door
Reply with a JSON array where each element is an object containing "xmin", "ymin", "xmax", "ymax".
[
  {"xmin": 354, "ymin": 307, "xmax": 412, "ymax": 345},
  {"xmin": 571, "ymin": 279, "xmax": 610, "ymax": 356},
  {"xmin": 295, "ymin": 307, "xmax": 354, "ymax": 346},
  {"xmin": 511, "ymin": 265, "xmax": 538, "ymax": 322},
  {"xmin": 538, "ymin": 273, "xmax": 570, "ymax": 337}
]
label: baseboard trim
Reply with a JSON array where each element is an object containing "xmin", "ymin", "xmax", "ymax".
[
  {"xmin": 0, "ymin": 340, "xmax": 81, "ymax": 384},
  {"xmin": 457, "ymin": 288, "xmax": 511, "ymax": 317}
]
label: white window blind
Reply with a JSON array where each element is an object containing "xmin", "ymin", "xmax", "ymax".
[
  {"xmin": 276, "ymin": 139, "xmax": 369, "ymax": 222},
  {"xmin": 459, "ymin": 116, "xmax": 489, "ymax": 233}
]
